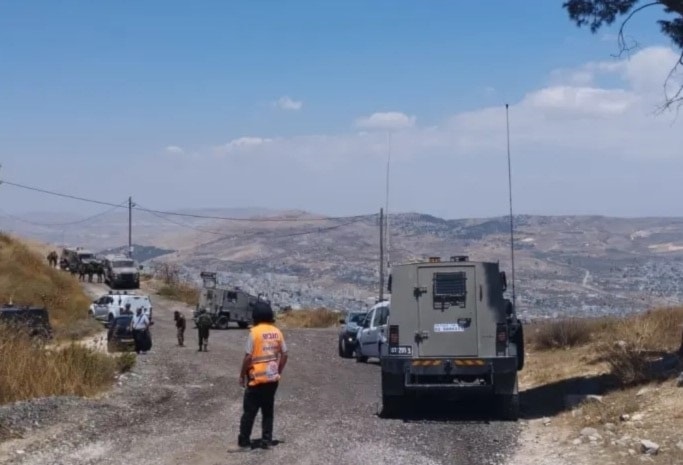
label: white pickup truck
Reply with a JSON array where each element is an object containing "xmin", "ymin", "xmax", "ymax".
[{"xmin": 89, "ymin": 291, "xmax": 153, "ymax": 324}]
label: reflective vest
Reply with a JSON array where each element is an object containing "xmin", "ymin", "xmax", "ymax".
[{"xmin": 247, "ymin": 324, "xmax": 284, "ymax": 387}]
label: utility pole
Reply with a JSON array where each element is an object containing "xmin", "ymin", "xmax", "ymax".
[
  {"xmin": 128, "ymin": 196, "xmax": 133, "ymax": 258},
  {"xmin": 379, "ymin": 207, "xmax": 384, "ymax": 302}
]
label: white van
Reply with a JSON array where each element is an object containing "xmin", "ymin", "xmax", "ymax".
[
  {"xmin": 354, "ymin": 300, "xmax": 390, "ymax": 363},
  {"xmin": 89, "ymin": 292, "xmax": 153, "ymax": 324}
]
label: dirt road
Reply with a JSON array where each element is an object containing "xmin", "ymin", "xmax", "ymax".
[{"xmin": 0, "ymin": 283, "xmax": 520, "ymax": 465}]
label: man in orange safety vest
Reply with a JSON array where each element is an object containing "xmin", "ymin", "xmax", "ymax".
[{"xmin": 236, "ymin": 302, "xmax": 288, "ymax": 450}]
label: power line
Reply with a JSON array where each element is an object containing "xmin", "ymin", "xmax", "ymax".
[
  {"xmin": 0, "ymin": 200, "xmax": 128, "ymax": 228},
  {"xmin": 1, "ymin": 179, "xmax": 377, "ymax": 223},
  {"xmin": 140, "ymin": 203, "xmax": 372, "ymax": 240}
]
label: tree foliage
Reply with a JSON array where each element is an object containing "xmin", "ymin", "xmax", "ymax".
[{"xmin": 563, "ymin": 0, "xmax": 683, "ymax": 109}]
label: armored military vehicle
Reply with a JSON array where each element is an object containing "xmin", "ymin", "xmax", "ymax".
[
  {"xmin": 193, "ymin": 271, "xmax": 270, "ymax": 330},
  {"xmin": 103, "ymin": 254, "xmax": 141, "ymax": 289},
  {"xmin": 61, "ymin": 247, "xmax": 98, "ymax": 272},
  {"xmin": 380, "ymin": 255, "xmax": 524, "ymax": 420}
]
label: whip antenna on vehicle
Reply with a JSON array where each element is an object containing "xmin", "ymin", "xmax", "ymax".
[{"xmin": 505, "ymin": 103, "xmax": 516, "ymax": 308}]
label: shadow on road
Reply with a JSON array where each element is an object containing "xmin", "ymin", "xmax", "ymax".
[
  {"xmin": 519, "ymin": 352, "xmax": 681, "ymax": 420},
  {"xmin": 380, "ymin": 397, "xmax": 508, "ymax": 424}
]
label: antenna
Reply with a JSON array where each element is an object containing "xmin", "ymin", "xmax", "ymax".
[
  {"xmin": 385, "ymin": 132, "xmax": 391, "ymax": 273},
  {"xmin": 505, "ymin": 103, "xmax": 517, "ymax": 307}
]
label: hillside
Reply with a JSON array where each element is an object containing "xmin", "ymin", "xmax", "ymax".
[{"xmin": 4, "ymin": 210, "xmax": 683, "ymax": 317}]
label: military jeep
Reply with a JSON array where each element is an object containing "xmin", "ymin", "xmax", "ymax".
[
  {"xmin": 193, "ymin": 271, "xmax": 270, "ymax": 329},
  {"xmin": 380, "ymin": 255, "xmax": 524, "ymax": 420}
]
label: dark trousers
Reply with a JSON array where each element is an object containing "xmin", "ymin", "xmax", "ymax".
[
  {"xmin": 239, "ymin": 381, "xmax": 279, "ymax": 445},
  {"xmin": 132, "ymin": 329, "xmax": 144, "ymax": 353},
  {"xmin": 198, "ymin": 327, "xmax": 209, "ymax": 349}
]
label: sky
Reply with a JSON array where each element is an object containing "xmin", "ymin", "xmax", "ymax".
[{"xmin": 1, "ymin": 0, "xmax": 682, "ymax": 219}]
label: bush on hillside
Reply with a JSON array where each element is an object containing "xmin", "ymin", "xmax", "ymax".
[
  {"xmin": 0, "ymin": 325, "xmax": 134, "ymax": 404},
  {"xmin": 276, "ymin": 308, "xmax": 341, "ymax": 328}
]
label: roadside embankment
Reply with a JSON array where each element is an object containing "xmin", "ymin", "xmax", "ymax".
[
  {"xmin": 0, "ymin": 233, "xmax": 135, "ymax": 409},
  {"xmin": 511, "ymin": 308, "xmax": 683, "ymax": 465}
]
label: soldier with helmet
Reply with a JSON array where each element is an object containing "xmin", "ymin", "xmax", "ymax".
[{"xmin": 195, "ymin": 309, "xmax": 213, "ymax": 352}]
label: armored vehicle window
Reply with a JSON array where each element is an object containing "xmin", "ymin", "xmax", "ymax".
[
  {"xmin": 433, "ymin": 272, "xmax": 467, "ymax": 309},
  {"xmin": 226, "ymin": 291, "xmax": 238, "ymax": 301}
]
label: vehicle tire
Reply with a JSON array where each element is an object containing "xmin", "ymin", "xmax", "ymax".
[
  {"xmin": 216, "ymin": 316, "xmax": 230, "ymax": 330},
  {"xmin": 497, "ymin": 393, "xmax": 520, "ymax": 421},
  {"xmin": 338, "ymin": 338, "xmax": 344, "ymax": 358},
  {"xmin": 107, "ymin": 313, "xmax": 114, "ymax": 326},
  {"xmin": 380, "ymin": 395, "xmax": 402, "ymax": 419},
  {"xmin": 237, "ymin": 322, "xmax": 249, "ymax": 329},
  {"xmin": 355, "ymin": 344, "xmax": 368, "ymax": 363}
]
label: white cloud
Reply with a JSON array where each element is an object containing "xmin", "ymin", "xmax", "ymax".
[
  {"xmin": 220, "ymin": 136, "xmax": 272, "ymax": 154},
  {"xmin": 160, "ymin": 46, "xmax": 682, "ymax": 217},
  {"xmin": 355, "ymin": 111, "xmax": 416, "ymax": 130},
  {"xmin": 165, "ymin": 145, "xmax": 184, "ymax": 155},
  {"xmin": 273, "ymin": 96, "xmax": 303, "ymax": 111}
]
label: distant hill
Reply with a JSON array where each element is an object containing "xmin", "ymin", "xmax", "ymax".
[
  {"xmin": 96, "ymin": 244, "xmax": 175, "ymax": 262},
  {"xmin": 4, "ymin": 209, "xmax": 683, "ymax": 317}
]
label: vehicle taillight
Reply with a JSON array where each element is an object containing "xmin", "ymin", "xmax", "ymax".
[{"xmin": 388, "ymin": 325, "xmax": 399, "ymax": 346}]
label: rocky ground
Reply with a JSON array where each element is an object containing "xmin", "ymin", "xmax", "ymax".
[{"xmin": 0, "ymin": 283, "xmax": 521, "ymax": 465}]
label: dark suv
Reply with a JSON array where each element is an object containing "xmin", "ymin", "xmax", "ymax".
[
  {"xmin": 107, "ymin": 314, "xmax": 135, "ymax": 352},
  {"xmin": 337, "ymin": 310, "xmax": 368, "ymax": 358},
  {"xmin": 0, "ymin": 305, "xmax": 54, "ymax": 340}
]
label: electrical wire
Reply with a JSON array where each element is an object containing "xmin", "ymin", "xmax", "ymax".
[
  {"xmin": 0, "ymin": 179, "xmax": 377, "ymax": 223},
  {"xmin": 0, "ymin": 200, "xmax": 128, "ymax": 227},
  {"xmin": 139, "ymin": 203, "xmax": 373, "ymax": 240}
]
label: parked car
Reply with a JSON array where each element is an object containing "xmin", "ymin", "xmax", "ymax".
[
  {"xmin": 89, "ymin": 291, "xmax": 153, "ymax": 325},
  {"xmin": 107, "ymin": 314, "xmax": 135, "ymax": 352},
  {"xmin": 0, "ymin": 304, "xmax": 54, "ymax": 340},
  {"xmin": 354, "ymin": 300, "xmax": 390, "ymax": 363},
  {"xmin": 337, "ymin": 310, "xmax": 368, "ymax": 358}
]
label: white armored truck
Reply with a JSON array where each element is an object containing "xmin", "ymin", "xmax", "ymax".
[{"xmin": 380, "ymin": 255, "xmax": 524, "ymax": 420}]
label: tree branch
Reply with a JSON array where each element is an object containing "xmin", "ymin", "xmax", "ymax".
[
  {"xmin": 613, "ymin": 2, "xmax": 660, "ymax": 57},
  {"xmin": 657, "ymin": 49, "xmax": 683, "ymax": 113}
]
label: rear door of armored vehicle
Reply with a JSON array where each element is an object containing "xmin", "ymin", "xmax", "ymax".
[{"xmin": 415, "ymin": 264, "xmax": 479, "ymax": 358}]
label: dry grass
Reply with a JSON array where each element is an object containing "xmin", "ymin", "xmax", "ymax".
[
  {"xmin": 596, "ymin": 308, "xmax": 683, "ymax": 386},
  {"xmin": 276, "ymin": 308, "xmax": 341, "ymax": 328},
  {"xmin": 0, "ymin": 325, "xmax": 135, "ymax": 404},
  {"xmin": 0, "ymin": 233, "xmax": 100, "ymax": 340},
  {"xmin": 157, "ymin": 283, "xmax": 199, "ymax": 306}
]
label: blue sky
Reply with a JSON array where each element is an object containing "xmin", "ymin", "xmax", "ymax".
[{"xmin": 0, "ymin": 1, "xmax": 680, "ymax": 218}]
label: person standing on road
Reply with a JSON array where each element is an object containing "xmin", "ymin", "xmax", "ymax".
[
  {"xmin": 235, "ymin": 304, "xmax": 288, "ymax": 450},
  {"xmin": 130, "ymin": 307, "xmax": 150, "ymax": 354},
  {"xmin": 196, "ymin": 309, "xmax": 212, "ymax": 352},
  {"xmin": 174, "ymin": 311, "xmax": 186, "ymax": 347}
]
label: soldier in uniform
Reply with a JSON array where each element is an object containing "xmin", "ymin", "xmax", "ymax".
[
  {"xmin": 196, "ymin": 309, "xmax": 213, "ymax": 352},
  {"xmin": 86, "ymin": 263, "xmax": 94, "ymax": 283},
  {"xmin": 95, "ymin": 261, "xmax": 104, "ymax": 283},
  {"xmin": 47, "ymin": 251, "xmax": 58, "ymax": 268},
  {"xmin": 174, "ymin": 311, "xmax": 186, "ymax": 347},
  {"xmin": 78, "ymin": 263, "xmax": 87, "ymax": 282}
]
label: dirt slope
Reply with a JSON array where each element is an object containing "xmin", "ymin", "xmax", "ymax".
[{"xmin": 0, "ymin": 282, "xmax": 520, "ymax": 465}]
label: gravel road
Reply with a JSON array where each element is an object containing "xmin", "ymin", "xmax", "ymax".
[{"xmin": 0, "ymin": 283, "xmax": 521, "ymax": 465}]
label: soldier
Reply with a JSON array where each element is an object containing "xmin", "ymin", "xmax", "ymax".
[
  {"xmin": 196, "ymin": 309, "xmax": 212, "ymax": 352},
  {"xmin": 47, "ymin": 251, "xmax": 58, "ymax": 268},
  {"xmin": 78, "ymin": 263, "xmax": 86, "ymax": 282},
  {"xmin": 95, "ymin": 261, "xmax": 104, "ymax": 283},
  {"xmin": 174, "ymin": 311, "xmax": 186, "ymax": 347},
  {"xmin": 86, "ymin": 263, "xmax": 94, "ymax": 283}
]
